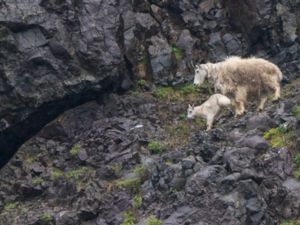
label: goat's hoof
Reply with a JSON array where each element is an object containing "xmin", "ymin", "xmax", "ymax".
[{"xmin": 272, "ymin": 97, "xmax": 280, "ymax": 102}]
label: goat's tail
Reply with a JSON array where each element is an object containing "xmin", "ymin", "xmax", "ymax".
[
  {"xmin": 277, "ymin": 70, "xmax": 283, "ymax": 82},
  {"xmin": 217, "ymin": 95, "xmax": 231, "ymax": 107},
  {"xmin": 275, "ymin": 66, "xmax": 283, "ymax": 82}
]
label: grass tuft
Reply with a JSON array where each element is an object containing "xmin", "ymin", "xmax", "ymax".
[
  {"xmin": 66, "ymin": 167, "xmax": 89, "ymax": 180},
  {"xmin": 4, "ymin": 202, "xmax": 18, "ymax": 210},
  {"xmin": 293, "ymin": 106, "xmax": 300, "ymax": 118},
  {"xmin": 32, "ymin": 177, "xmax": 44, "ymax": 185},
  {"xmin": 148, "ymin": 141, "xmax": 164, "ymax": 154},
  {"xmin": 171, "ymin": 44, "xmax": 184, "ymax": 61},
  {"xmin": 70, "ymin": 144, "xmax": 81, "ymax": 156},
  {"xmin": 146, "ymin": 215, "xmax": 163, "ymax": 225},
  {"xmin": 40, "ymin": 212, "xmax": 52, "ymax": 223},
  {"xmin": 263, "ymin": 125, "xmax": 295, "ymax": 149},
  {"xmin": 121, "ymin": 211, "xmax": 137, "ymax": 225},
  {"xmin": 133, "ymin": 195, "xmax": 142, "ymax": 209}
]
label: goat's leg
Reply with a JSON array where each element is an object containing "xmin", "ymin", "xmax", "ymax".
[
  {"xmin": 233, "ymin": 101, "xmax": 241, "ymax": 117},
  {"xmin": 257, "ymin": 96, "xmax": 268, "ymax": 111},
  {"xmin": 206, "ymin": 115, "xmax": 215, "ymax": 131},
  {"xmin": 272, "ymin": 84, "xmax": 281, "ymax": 101},
  {"xmin": 235, "ymin": 88, "xmax": 247, "ymax": 116}
]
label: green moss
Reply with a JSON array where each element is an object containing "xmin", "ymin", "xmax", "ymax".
[
  {"xmin": 171, "ymin": 44, "xmax": 183, "ymax": 61},
  {"xmin": 121, "ymin": 211, "xmax": 137, "ymax": 225},
  {"xmin": 4, "ymin": 202, "xmax": 18, "ymax": 210},
  {"xmin": 293, "ymin": 106, "xmax": 300, "ymax": 118},
  {"xmin": 133, "ymin": 195, "xmax": 142, "ymax": 209},
  {"xmin": 133, "ymin": 165, "xmax": 146, "ymax": 178},
  {"xmin": 32, "ymin": 177, "xmax": 44, "ymax": 185},
  {"xmin": 178, "ymin": 113, "xmax": 187, "ymax": 121},
  {"xmin": 66, "ymin": 167, "xmax": 89, "ymax": 180},
  {"xmin": 130, "ymin": 90, "xmax": 141, "ymax": 97},
  {"xmin": 294, "ymin": 168, "xmax": 300, "ymax": 179},
  {"xmin": 70, "ymin": 144, "xmax": 81, "ymax": 156},
  {"xmin": 263, "ymin": 125, "xmax": 295, "ymax": 149},
  {"xmin": 115, "ymin": 177, "xmax": 141, "ymax": 189},
  {"xmin": 280, "ymin": 221, "xmax": 295, "ymax": 225},
  {"xmin": 51, "ymin": 168, "xmax": 64, "ymax": 180},
  {"xmin": 153, "ymin": 87, "xmax": 174, "ymax": 100},
  {"xmin": 148, "ymin": 141, "xmax": 164, "ymax": 154},
  {"xmin": 146, "ymin": 216, "xmax": 163, "ymax": 225},
  {"xmin": 112, "ymin": 163, "xmax": 122, "ymax": 175},
  {"xmin": 294, "ymin": 154, "xmax": 300, "ymax": 168},
  {"xmin": 40, "ymin": 212, "xmax": 53, "ymax": 223},
  {"xmin": 137, "ymin": 79, "xmax": 147, "ymax": 88},
  {"xmin": 179, "ymin": 84, "xmax": 198, "ymax": 96}
]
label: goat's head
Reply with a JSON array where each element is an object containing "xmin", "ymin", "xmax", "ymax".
[
  {"xmin": 193, "ymin": 64, "xmax": 208, "ymax": 86},
  {"xmin": 187, "ymin": 104, "xmax": 195, "ymax": 119}
]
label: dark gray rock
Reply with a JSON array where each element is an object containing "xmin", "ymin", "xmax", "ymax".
[
  {"xmin": 238, "ymin": 135, "xmax": 269, "ymax": 152},
  {"xmin": 224, "ymin": 147, "xmax": 256, "ymax": 172},
  {"xmin": 246, "ymin": 113, "xmax": 276, "ymax": 131}
]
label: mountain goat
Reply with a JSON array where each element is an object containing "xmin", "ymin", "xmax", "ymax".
[
  {"xmin": 193, "ymin": 56, "xmax": 283, "ymax": 116},
  {"xmin": 187, "ymin": 94, "xmax": 231, "ymax": 131}
]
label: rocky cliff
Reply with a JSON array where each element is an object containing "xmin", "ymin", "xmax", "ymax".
[{"xmin": 0, "ymin": 0, "xmax": 300, "ymax": 224}]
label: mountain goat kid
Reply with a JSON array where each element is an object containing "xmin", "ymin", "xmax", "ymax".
[
  {"xmin": 187, "ymin": 94, "xmax": 231, "ymax": 131},
  {"xmin": 193, "ymin": 56, "xmax": 283, "ymax": 116}
]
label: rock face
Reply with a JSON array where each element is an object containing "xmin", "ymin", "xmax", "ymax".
[
  {"xmin": 0, "ymin": 86, "xmax": 299, "ymax": 224},
  {"xmin": 0, "ymin": 0, "xmax": 300, "ymax": 224},
  {"xmin": 0, "ymin": 0, "xmax": 300, "ymax": 166}
]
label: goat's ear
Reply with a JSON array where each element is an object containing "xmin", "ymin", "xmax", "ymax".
[
  {"xmin": 188, "ymin": 104, "xmax": 191, "ymax": 108},
  {"xmin": 192, "ymin": 104, "xmax": 195, "ymax": 108}
]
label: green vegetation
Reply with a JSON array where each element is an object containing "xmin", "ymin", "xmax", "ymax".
[
  {"xmin": 171, "ymin": 44, "xmax": 184, "ymax": 61},
  {"xmin": 153, "ymin": 87, "xmax": 175, "ymax": 100},
  {"xmin": 294, "ymin": 154, "xmax": 300, "ymax": 179},
  {"xmin": 294, "ymin": 154, "xmax": 300, "ymax": 168},
  {"xmin": 32, "ymin": 177, "xmax": 44, "ymax": 185},
  {"xmin": 280, "ymin": 221, "xmax": 295, "ymax": 225},
  {"xmin": 146, "ymin": 216, "xmax": 163, "ymax": 225},
  {"xmin": 121, "ymin": 211, "xmax": 137, "ymax": 225},
  {"xmin": 293, "ymin": 105, "xmax": 300, "ymax": 118},
  {"xmin": 4, "ymin": 202, "xmax": 18, "ymax": 210},
  {"xmin": 51, "ymin": 167, "xmax": 91, "ymax": 181},
  {"xmin": 66, "ymin": 167, "xmax": 89, "ymax": 180},
  {"xmin": 137, "ymin": 79, "xmax": 147, "ymax": 88},
  {"xmin": 40, "ymin": 212, "xmax": 53, "ymax": 223},
  {"xmin": 112, "ymin": 165, "xmax": 148, "ymax": 191},
  {"xmin": 263, "ymin": 125, "xmax": 295, "ymax": 149},
  {"xmin": 51, "ymin": 168, "xmax": 64, "ymax": 180},
  {"xmin": 179, "ymin": 84, "xmax": 197, "ymax": 96},
  {"xmin": 178, "ymin": 113, "xmax": 187, "ymax": 121},
  {"xmin": 148, "ymin": 141, "xmax": 164, "ymax": 154},
  {"xmin": 112, "ymin": 163, "xmax": 122, "ymax": 176},
  {"xmin": 153, "ymin": 83, "xmax": 210, "ymax": 103},
  {"xmin": 133, "ymin": 165, "xmax": 147, "ymax": 178},
  {"xmin": 70, "ymin": 144, "xmax": 81, "ymax": 156},
  {"xmin": 115, "ymin": 177, "xmax": 141, "ymax": 189},
  {"xmin": 133, "ymin": 195, "xmax": 142, "ymax": 209}
]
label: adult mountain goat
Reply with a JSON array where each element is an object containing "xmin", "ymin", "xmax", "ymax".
[{"xmin": 193, "ymin": 56, "xmax": 283, "ymax": 116}]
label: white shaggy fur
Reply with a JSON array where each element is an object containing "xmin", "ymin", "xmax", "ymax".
[
  {"xmin": 187, "ymin": 94, "xmax": 231, "ymax": 131},
  {"xmin": 193, "ymin": 56, "xmax": 283, "ymax": 116}
]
